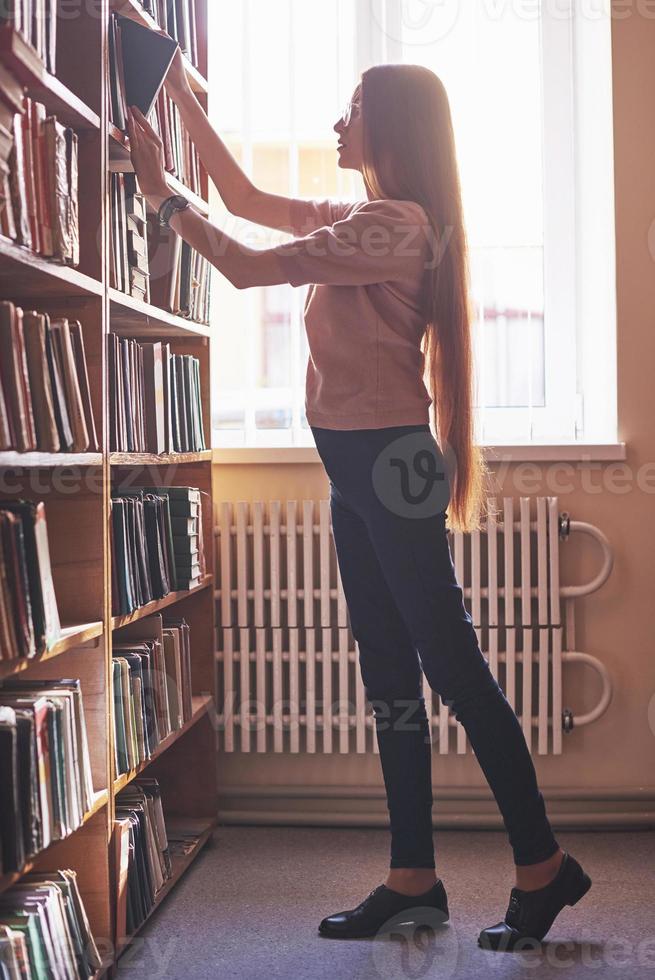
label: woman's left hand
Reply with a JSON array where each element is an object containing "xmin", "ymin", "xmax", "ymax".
[{"xmin": 126, "ymin": 105, "xmax": 169, "ymax": 200}]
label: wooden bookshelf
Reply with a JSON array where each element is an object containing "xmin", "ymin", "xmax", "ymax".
[
  {"xmin": 110, "ymin": 575, "xmax": 213, "ymax": 630},
  {"xmin": 0, "ymin": 1, "xmax": 217, "ymax": 973},
  {"xmin": 109, "ymin": 288, "xmax": 211, "ymax": 339}
]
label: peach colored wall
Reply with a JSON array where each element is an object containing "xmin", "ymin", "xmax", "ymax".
[{"xmin": 212, "ymin": 6, "xmax": 655, "ymax": 817}]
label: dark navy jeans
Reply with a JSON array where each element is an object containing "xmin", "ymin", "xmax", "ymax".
[{"xmin": 311, "ymin": 423, "xmax": 560, "ymax": 869}]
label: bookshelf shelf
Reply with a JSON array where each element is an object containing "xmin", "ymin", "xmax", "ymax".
[
  {"xmin": 108, "ymin": 126, "xmax": 210, "ymax": 214},
  {"xmin": 0, "ymin": 236, "xmax": 104, "ymax": 297},
  {"xmin": 0, "ymin": 452, "xmax": 103, "ymax": 469},
  {"xmin": 0, "ymin": 25, "xmax": 101, "ymax": 130},
  {"xmin": 0, "ymin": 0, "xmax": 217, "ymax": 969},
  {"xmin": 113, "ymin": 694, "xmax": 213, "ymax": 794},
  {"xmin": 111, "ymin": 575, "xmax": 213, "ymax": 630},
  {"xmin": 115, "ymin": 816, "xmax": 216, "ymax": 958},
  {"xmin": 109, "ymin": 288, "xmax": 211, "ymax": 339},
  {"xmin": 109, "ymin": 0, "xmax": 209, "ymax": 94},
  {"xmin": 110, "ymin": 451, "xmax": 211, "ymax": 466},
  {"xmin": 0, "ymin": 790, "xmax": 109, "ymax": 897},
  {"xmin": 0, "ymin": 622, "xmax": 105, "ymax": 679}
]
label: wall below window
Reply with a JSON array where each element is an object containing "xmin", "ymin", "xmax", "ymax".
[{"xmin": 211, "ymin": 7, "xmax": 655, "ymax": 828}]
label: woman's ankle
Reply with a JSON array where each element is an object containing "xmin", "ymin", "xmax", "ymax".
[
  {"xmin": 515, "ymin": 847, "xmax": 565, "ymax": 891},
  {"xmin": 386, "ymin": 866, "xmax": 438, "ymax": 896}
]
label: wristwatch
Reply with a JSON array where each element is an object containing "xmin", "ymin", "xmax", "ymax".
[{"xmin": 158, "ymin": 193, "xmax": 190, "ymax": 228}]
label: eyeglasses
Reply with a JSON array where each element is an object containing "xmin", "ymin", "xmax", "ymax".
[{"xmin": 340, "ymin": 100, "xmax": 360, "ymax": 127}]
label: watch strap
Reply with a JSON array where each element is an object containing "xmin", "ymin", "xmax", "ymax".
[{"xmin": 158, "ymin": 194, "xmax": 190, "ymax": 228}]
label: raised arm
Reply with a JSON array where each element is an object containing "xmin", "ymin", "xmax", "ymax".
[{"xmin": 164, "ymin": 49, "xmax": 296, "ymax": 232}]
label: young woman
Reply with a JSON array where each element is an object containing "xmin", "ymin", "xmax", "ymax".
[{"xmin": 127, "ymin": 53, "xmax": 592, "ymax": 952}]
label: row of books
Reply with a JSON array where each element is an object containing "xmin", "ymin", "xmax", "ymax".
[
  {"xmin": 0, "ymin": 679, "xmax": 94, "ymax": 874},
  {"xmin": 114, "ymin": 778, "xmax": 172, "ymax": 942},
  {"xmin": 111, "ymin": 487, "xmax": 207, "ymax": 616},
  {"xmin": 0, "ymin": 501, "xmax": 61, "ymax": 663},
  {"xmin": 152, "ymin": 88, "xmax": 202, "ymax": 195},
  {"xmin": 0, "ymin": 302, "xmax": 99, "ymax": 454},
  {"xmin": 152, "ymin": 230, "xmax": 211, "ymax": 325},
  {"xmin": 109, "ymin": 337, "xmax": 206, "ymax": 453},
  {"xmin": 0, "ymin": 3, "xmax": 58, "ymax": 75},
  {"xmin": 0, "ymin": 870, "xmax": 102, "ymax": 979},
  {"xmin": 112, "ymin": 613, "xmax": 194, "ymax": 777},
  {"xmin": 109, "ymin": 172, "xmax": 212, "ymax": 324},
  {"xmin": 135, "ymin": 0, "xmax": 202, "ymax": 68},
  {"xmin": 1, "ymin": 96, "xmax": 79, "ymax": 264}
]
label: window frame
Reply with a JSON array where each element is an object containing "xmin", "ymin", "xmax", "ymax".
[{"xmin": 210, "ymin": 0, "xmax": 617, "ymax": 450}]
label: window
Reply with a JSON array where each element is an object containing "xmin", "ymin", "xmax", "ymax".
[{"xmin": 208, "ymin": 0, "xmax": 616, "ymax": 448}]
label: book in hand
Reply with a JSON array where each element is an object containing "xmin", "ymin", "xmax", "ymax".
[
  {"xmin": 130, "ymin": 0, "xmax": 201, "ymax": 68},
  {"xmin": 110, "ymin": 13, "xmax": 178, "ymax": 133},
  {"xmin": 0, "ymin": 868, "xmax": 102, "ymax": 978},
  {"xmin": 0, "ymin": 500, "xmax": 61, "ymax": 662},
  {"xmin": 0, "ymin": 678, "xmax": 95, "ymax": 872}
]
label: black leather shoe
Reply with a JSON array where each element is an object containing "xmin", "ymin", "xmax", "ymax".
[
  {"xmin": 478, "ymin": 851, "xmax": 592, "ymax": 952},
  {"xmin": 318, "ymin": 880, "xmax": 449, "ymax": 939}
]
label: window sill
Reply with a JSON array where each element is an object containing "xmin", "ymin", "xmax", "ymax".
[{"xmin": 212, "ymin": 443, "xmax": 627, "ymax": 465}]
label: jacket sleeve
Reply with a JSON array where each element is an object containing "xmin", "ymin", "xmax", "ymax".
[
  {"xmin": 287, "ymin": 197, "xmax": 359, "ymax": 236},
  {"xmin": 273, "ymin": 199, "xmax": 430, "ymax": 288}
]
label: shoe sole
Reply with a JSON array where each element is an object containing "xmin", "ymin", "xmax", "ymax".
[{"xmin": 318, "ymin": 907, "xmax": 450, "ymax": 940}]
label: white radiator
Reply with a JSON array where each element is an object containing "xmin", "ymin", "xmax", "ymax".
[{"xmin": 214, "ymin": 497, "xmax": 613, "ymax": 756}]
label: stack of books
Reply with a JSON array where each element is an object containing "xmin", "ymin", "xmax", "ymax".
[
  {"xmin": 133, "ymin": 0, "xmax": 202, "ymax": 68},
  {"xmin": 0, "ymin": 301, "xmax": 99, "ymax": 454},
  {"xmin": 0, "ymin": 501, "xmax": 61, "ymax": 662},
  {"xmin": 110, "ymin": 486, "xmax": 207, "ymax": 616},
  {"xmin": 149, "ymin": 227, "xmax": 212, "ymax": 324},
  {"xmin": 110, "ymin": 172, "xmax": 150, "ymax": 301},
  {"xmin": 0, "ymin": 679, "xmax": 95, "ymax": 874},
  {"xmin": 108, "ymin": 336, "xmax": 206, "ymax": 453},
  {"xmin": 112, "ymin": 614, "xmax": 193, "ymax": 775},
  {"xmin": 155, "ymin": 487, "xmax": 204, "ymax": 589},
  {"xmin": 114, "ymin": 778, "xmax": 173, "ymax": 941},
  {"xmin": 1, "ymin": 95, "xmax": 79, "ymax": 264},
  {"xmin": 0, "ymin": 870, "xmax": 102, "ymax": 977},
  {"xmin": 0, "ymin": 5, "xmax": 58, "ymax": 76}
]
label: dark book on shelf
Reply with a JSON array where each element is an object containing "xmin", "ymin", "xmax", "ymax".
[
  {"xmin": 111, "ymin": 13, "xmax": 178, "ymax": 132},
  {"xmin": 114, "ymin": 778, "xmax": 172, "ymax": 938},
  {"xmin": 0, "ymin": 500, "xmax": 61, "ymax": 661}
]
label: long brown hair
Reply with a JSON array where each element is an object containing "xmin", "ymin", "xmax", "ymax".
[{"xmin": 360, "ymin": 63, "xmax": 490, "ymax": 532}]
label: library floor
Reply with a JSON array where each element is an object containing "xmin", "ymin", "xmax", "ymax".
[{"xmin": 116, "ymin": 826, "xmax": 654, "ymax": 980}]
